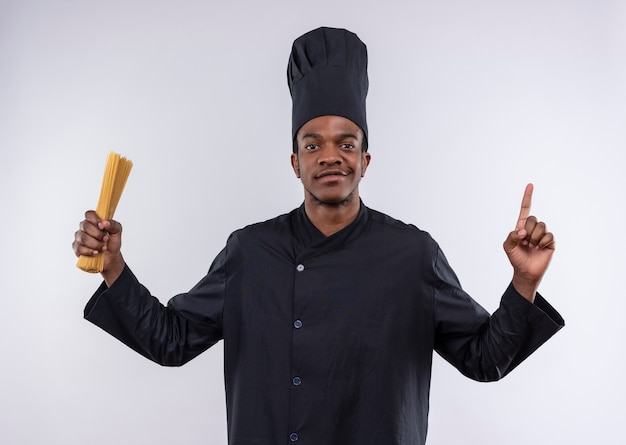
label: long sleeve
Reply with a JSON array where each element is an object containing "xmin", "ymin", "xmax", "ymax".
[
  {"xmin": 84, "ymin": 249, "xmax": 227, "ymax": 366},
  {"xmin": 433, "ymin": 247, "xmax": 564, "ymax": 381}
]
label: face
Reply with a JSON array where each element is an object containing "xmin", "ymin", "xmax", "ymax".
[{"xmin": 291, "ymin": 115, "xmax": 371, "ymax": 206}]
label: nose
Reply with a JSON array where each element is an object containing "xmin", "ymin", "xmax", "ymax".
[{"xmin": 318, "ymin": 144, "xmax": 342, "ymax": 165}]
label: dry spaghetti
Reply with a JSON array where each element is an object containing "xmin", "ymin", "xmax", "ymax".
[{"xmin": 76, "ymin": 151, "xmax": 133, "ymax": 273}]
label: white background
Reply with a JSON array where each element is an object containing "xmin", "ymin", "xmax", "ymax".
[{"xmin": 1, "ymin": 0, "xmax": 624, "ymax": 443}]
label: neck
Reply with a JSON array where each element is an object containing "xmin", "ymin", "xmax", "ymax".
[{"xmin": 303, "ymin": 191, "xmax": 361, "ymax": 237}]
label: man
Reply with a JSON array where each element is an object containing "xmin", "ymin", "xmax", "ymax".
[{"xmin": 73, "ymin": 27, "xmax": 563, "ymax": 444}]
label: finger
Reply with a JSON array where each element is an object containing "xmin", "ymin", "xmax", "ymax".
[
  {"xmin": 516, "ymin": 183, "xmax": 534, "ymax": 230},
  {"xmin": 84, "ymin": 210, "xmax": 102, "ymax": 225},
  {"xmin": 74, "ymin": 212, "xmax": 110, "ymax": 256},
  {"xmin": 527, "ymin": 221, "xmax": 556, "ymax": 250},
  {"xmin": 503, "ymin": 229, "xmax": 522, "ymax": 254},
  {"xmin": 99, "ymin": 219, "xmax": 123, "ymax": 235},
  {"xmin": 537, "ymin": 232, "xmax": 556, "ymax": 250},
  {"xmin": 526, "ymin": 220, "xmax": 546, "ymax": 247},
  {"xmin": 520, "ymin": 215, "xmax": 538, "ymax": 246},
  {"xmin": 79, "ymin": 219, "xmax": 107, "ymax": 241},
  {"xmin": 72, "ymin": 241, "xmax": 100, "ymax": 257},
  {"xmin": 73, "ymin": 230, "xmax": 105, "ymax": 256}
]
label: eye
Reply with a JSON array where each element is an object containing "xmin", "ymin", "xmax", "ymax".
[
  {"xmin": 339, "ymin": 143, "xmax": 356, "ymax": 150},
  {"xmin": 304, "ymin": 144, "xmax": 319, "ymax": 150}
]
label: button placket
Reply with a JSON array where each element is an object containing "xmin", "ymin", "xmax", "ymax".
[{"xmin": 289, "ymin": 262, "xmax": 306, "ymax": 443}]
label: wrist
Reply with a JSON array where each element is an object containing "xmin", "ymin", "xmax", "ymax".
[
  {"xmin": 102, "ymin": 254, "xmax": 125, "ymax": 287},
  {"xmin": 511, "ymin": 275, "xmax": 540, "ymax": 303}
]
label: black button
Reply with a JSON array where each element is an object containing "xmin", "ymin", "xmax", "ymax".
[
  {"xmin": 294, "ymin": 319, "xmax": 303, "ymax": 329},
  {"xmin": 290, "ymin": 432, "xmax": 299, "ymax": 442}
]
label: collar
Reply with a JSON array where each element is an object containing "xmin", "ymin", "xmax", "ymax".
[{"xmin": 291, "ymin": 200, "xmax": 369, "ymax": 262}]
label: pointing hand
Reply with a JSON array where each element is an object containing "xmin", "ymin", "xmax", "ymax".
[{"xmin": 502, "ymin": 184, "xmax": 555, "ymax": 302}]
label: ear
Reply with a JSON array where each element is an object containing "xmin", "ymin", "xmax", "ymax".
[
  {"xmin": 360, "ymin": 152, "xmax": 371, "ymax": 177},
  {"xmin": 291, "ymin": 153, "xmax": 300, "ymax": 178}
]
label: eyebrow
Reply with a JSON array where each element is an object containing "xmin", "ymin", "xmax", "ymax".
[
  {"xmin": 301, "ymin": 133, "xmax": 323, "ymax": 140},
  {"xmin": 336, "ymin": 133, "xmax": 359, "ymax": 141},
  {"xmin": 300, "ymin": 132, "xmax": 359, "ymax": 141}
]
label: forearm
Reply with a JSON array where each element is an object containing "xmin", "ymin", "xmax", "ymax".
[
  {"xmin": 511, "ymin": 273, "xmax": 540, "ymax": 303},
  {"xmin": 85, "ymin": 265, "xmax": 220, "ymax": 366},
  {"xmin": 101, "ymin": 253, "xmax": 126, "ymax": 288},
  {"xmin": 435, "ymin": 284, "xmax": 564, "ymax": 382}
]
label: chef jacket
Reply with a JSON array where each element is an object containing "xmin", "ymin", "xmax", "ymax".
[{"xmin": 84, "ymin": 202, "xmax": 564, "ymax": 445}]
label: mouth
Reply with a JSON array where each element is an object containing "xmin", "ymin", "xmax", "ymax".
[{"xmin": 316, "ymin": 169, "xmax": 349, "ymax": 180}]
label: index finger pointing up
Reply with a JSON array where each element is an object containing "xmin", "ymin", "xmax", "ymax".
[{"xmin": 516, "ymin": 183, "xmax": 534, "ymax": 230}]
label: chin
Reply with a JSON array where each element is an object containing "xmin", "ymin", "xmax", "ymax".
[{"xmin": 310, "ymin": 191, "xmax": 356, "ymax": 207}]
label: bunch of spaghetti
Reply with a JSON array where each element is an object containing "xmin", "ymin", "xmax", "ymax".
[{"xmin": 76, "ymin": 151, "xmax": 133, "ymax": 273}]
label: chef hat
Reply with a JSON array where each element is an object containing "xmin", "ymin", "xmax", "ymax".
[{"xmin": 287, "ymin": 27, "xmax": 369, "ymax": 147}]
